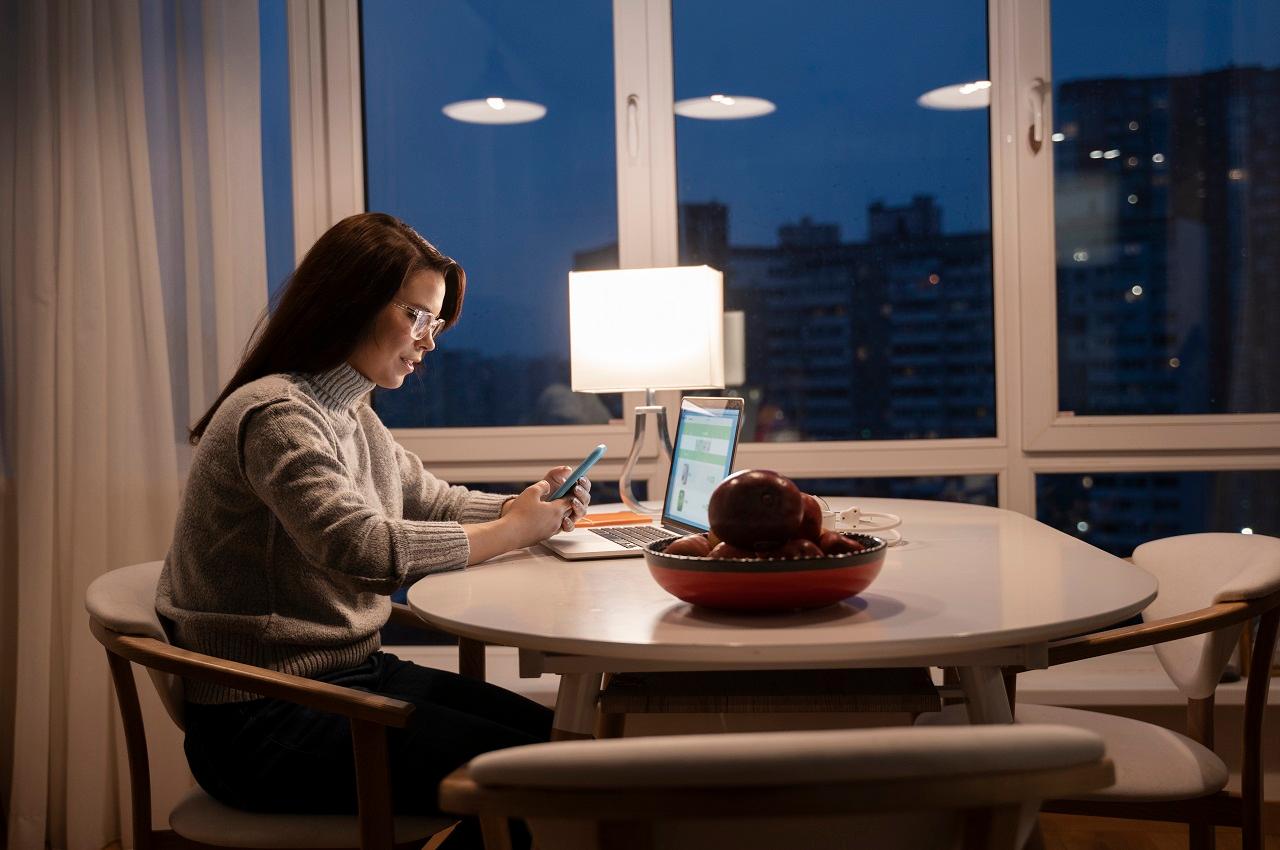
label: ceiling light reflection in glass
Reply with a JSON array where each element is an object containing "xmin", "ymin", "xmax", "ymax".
[
  {"xmin": 674, "ymin": 94, "xmax": 776, "ymax": 120},
  {"xmin": 441, "ymin": 97, "xmax": 547, "ymax": 124},
  {"xmin": 917, "ymin": 80, "xmax": 991, "ymax": 110}
]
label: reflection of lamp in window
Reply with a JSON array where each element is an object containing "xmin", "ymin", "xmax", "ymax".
[
  {"xmin": 442, "ymin": 48, "xmax": 547, "ymax": 125},
  {"xmin": 917, "ymin": 80, "xmax": 991, "ymax": 110},
  {"xmin": 723, "ymin": 310, "xmax": 746, "ymax": 387},
  {"xmin": 569, "ymin": 267, "xmax": 725, "ymax": 513},
  {"xmin": 675, "ymin": 93, "xmax": 776, "ymax": 120}
]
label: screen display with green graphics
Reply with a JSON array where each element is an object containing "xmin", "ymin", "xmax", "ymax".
[{"xmin": 664, "ymin": 406, "xmax": 742, "ymax": 531}]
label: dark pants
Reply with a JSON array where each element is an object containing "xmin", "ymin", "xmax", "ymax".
[{"xmin": 183, "ymin": 652, "xmax": 552, "ymax": 849}]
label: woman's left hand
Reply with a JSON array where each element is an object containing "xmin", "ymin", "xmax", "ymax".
[{"xmin": 543, "ymin": 466, "xmax": 591, "ymax": 532}]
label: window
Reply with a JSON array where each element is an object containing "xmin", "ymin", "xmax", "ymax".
[
  {"xmin": 361, "ymin": 0, "xmax": 622, "ymax": 428},
  {"xmin": 296, "ymin": 0, "xmax": 1278, "ymax": 524},
  {"xmin": 260, "ymin": 0, "xmax": 294, "ymax": 300},
  {"xmin": 672, "ymin": 2, "xmax": 995, "ymax": 442},
  {"xmin": 797, "ymin": 476, "xmax": 997, "ymax": 506},
  {"xmin": 1050, "ymin": 0, "xmax": 1280, "ymax": 417},
  {"xmin": 1037, "ymin": 470, "xmax": 1280, "ymax": 557}
]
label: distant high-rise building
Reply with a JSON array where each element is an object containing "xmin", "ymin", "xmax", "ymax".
[
  {"xmin": 868, "ymin": 195, "xmax": 942, "ymax": 243},
  {"xmin": 778, "ymin": 216, "xmax": 841, "ymax": 250},
  {"xmin": 1054, "ymin": 66, "xmax": 1280, "ymax": 417},
  {"xmin": 1047, "ymin": 66, "xmax": 1280, "ymax": 554},
  {"xmin": 673, "ymin": 196, "xmax": 993, "ymax": 443}
]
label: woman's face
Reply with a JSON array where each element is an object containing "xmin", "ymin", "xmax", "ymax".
[{"xmin": 347, "ymin": 268, "xmax": 447, "ymax": 389}]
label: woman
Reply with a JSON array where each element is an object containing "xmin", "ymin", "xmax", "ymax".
[{"xmin": 157, "ymin": 212, "xmax": 587, "ymax": 846}]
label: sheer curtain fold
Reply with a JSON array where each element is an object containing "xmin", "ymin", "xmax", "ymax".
[
  {"xmin": 174, "ymin": 0, "xmax": 268, "ymax": 425},
  {"xmin": 1, "ymin": 2, "xmax": 267, "ymax": 849}
]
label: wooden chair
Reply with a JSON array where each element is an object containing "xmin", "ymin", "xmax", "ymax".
[
  {"xmin": 920, "ymin": 532, "xmax": 1280, "ymax": 850},
  {"xmin": 86, "ymin": 561, "xmax": 477, "ymax": 850},
  {"xmin": 439, "ymin": 723, "xmax": 1114, "ymax": 850}
]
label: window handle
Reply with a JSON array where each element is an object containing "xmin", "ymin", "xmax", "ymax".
[
  {"xmin": 1028, "ymin": 76, "xmax": 1050, "ymax": 154},
  {"xmin": 626, "ymin": 94, "xmax": 640, "ymax": 160}
]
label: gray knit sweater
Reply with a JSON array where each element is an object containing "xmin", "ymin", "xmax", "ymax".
[{"xmin": 156, "ymin": 363, "xmax": 511, "ymax": 703}]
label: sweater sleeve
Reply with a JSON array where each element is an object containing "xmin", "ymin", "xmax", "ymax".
[
  {"xmin": 239, "ymin": 399, "xmax": 471, "ymax": 590},
  {"xmin": 393, "ymin": 440, "xmax": 514, "ymax": 523}
]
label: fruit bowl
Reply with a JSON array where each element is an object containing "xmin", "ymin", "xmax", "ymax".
[{"xmin": 643, "ymin": 533, "xmax": 887, "ymax": 612}]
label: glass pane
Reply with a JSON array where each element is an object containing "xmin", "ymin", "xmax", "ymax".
[
  {"xmin": 361, "ymin": 0, "xmax": 621, "ymax": 427},
  {"xmin": 1051, "ymin": 1, "xmax": 1280, "ymax": 415},
  {"xmin": 1036, "ymin": 470, "xmax": 1279, "ymax": 558},
  {"xmin": 674, "ymin": 3, "xmax": 995, "ymax": 442},
  {"xmin": 794, "ymin": 475, "xmax": 998, "ymax": 506},
  {"xmin": 259, "ymin": 1, "xmax": 294, "ymax": 301}
]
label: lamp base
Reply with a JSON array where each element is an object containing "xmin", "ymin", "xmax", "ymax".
[{"xmin": 618, "ymin": 404, "xmax": 674, "ymax": 515}]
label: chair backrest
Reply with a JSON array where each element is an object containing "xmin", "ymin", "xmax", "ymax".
[
  {"xmin": 443, "ymin": 724, "xmax": 1112, "ymax": 850},
  {"xmin": 85, "ymin": 561, "xmax": 186, "ymax": 729},
  {"xmin": 1134, "ymin": 533, "xmax": 1280, "ymax": 700}
]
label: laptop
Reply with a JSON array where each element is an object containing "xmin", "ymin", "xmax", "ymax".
[{"xmin": 542, "ymin": 396, "xmax": 745, "ymax": 560}]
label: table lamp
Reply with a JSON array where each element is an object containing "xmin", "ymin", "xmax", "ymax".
[{"xmin": 569, "ymin": 266, "xmax": 725, "ymax": 514}]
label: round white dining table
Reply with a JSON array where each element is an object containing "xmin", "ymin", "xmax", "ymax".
[{"xmin": 408, "ymin": 498, "xmax": 1158, "ymax": 738}]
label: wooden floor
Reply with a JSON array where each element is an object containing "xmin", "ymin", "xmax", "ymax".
[
  {"xmin": 87, "ymin": 815, "xmax": 1280, "ymax": 850},
  {"xmin": 1041, "ymin": 815, "xmax": 1280, "ymax": 850}
]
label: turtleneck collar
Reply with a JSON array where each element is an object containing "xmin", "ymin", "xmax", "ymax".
[{"xmin": 308, "ymin": 362, "xmax": 375, "ymax": 412}]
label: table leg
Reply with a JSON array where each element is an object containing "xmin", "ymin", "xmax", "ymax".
[
  {"xmin": 957, "ymin": 665, "xmax": 1014, "ymax": 724},
  {"xmin": 551, "ymin": 672, "xmax": 603, "ymax": 741},
  {"xmin": 955, "ymin": 669, "xmax": 1045, "ymax": 845}
]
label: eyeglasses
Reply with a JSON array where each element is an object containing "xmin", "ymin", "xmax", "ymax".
[{"xmin": 391, "ymin": 301, "xmax": 446, "ymax": 340}]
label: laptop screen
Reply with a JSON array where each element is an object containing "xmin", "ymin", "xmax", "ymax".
[{"xmin": 662, "ymin": 398, "xmax": 743, "ymax": 532}]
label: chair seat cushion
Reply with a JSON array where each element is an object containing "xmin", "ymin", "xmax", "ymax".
[
  {"xmin": 169, "ymin": 787, "xmax": 455, "ymax": 848},
  {"xmin": 468, "ymin": 724, "xmax": 1106, "ymax": 789},
  {"xmin": 917, "ymin": 703, "xmax": 1228, "ymax": 802}
]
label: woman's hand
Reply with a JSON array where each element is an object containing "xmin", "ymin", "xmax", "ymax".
[
  {"xmin": 502, "ymin": 479, "xmax": 577, "ymax": 544},
  {"xmin": 466, "ymin": 472, "xmax": 590, "ymax": 565},
  {"xmin": 542, "ymin": 466, "xmax": 591, "ymax": 532}
]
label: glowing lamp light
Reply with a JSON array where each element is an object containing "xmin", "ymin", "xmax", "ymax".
[
  {"xmin": 569, "ymin": 266, "xmax": 725, "ymax": 514},
  {"xmin": 569, "ymin": 267, "xmax": 724, "ymax": 393}
]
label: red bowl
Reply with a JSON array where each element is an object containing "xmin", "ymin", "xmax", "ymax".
[{"xmin": 643, "ymin": 533, "xmax": 887, "ymax": 612}]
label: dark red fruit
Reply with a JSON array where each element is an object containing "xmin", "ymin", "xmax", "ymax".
[
  {"xmin": 708, "ymin": 541, "xmax": 757, "ymax": 560},
  {"xmin": 818, "ymin": 530, "xmax": 866, "ymax": 556},
  {"xmin": 798, "ymin": 493, "xmax": 824, "ymax": 542},
  {"xmin": 665, "ymin": 534, "xmax": 713, "ymax": 557},
  {"xmin": 708, "ymin": 469, "xmax": 805, "ymax": 550},
  {"xmin": 776, "ymin": 537, "xmax": 824, "ymax": 559}
]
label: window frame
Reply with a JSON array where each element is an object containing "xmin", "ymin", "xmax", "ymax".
[
  {"xmin": 1007, "ymin": 0, "xmax": 1280, "ymax": 455},
  {"xmin": 289, "ymin": 0, "xmax": 1280, "ymax": 521}
]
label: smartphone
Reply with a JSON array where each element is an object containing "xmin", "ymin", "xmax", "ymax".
[{"xmin": 548, "ymin": 444, "xmax": 606, "ymax": 500}]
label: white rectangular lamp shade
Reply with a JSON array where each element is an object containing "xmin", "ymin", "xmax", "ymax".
[{"xmin": 569, "ymin": 266, "xmax": 725, "ymax": 393}]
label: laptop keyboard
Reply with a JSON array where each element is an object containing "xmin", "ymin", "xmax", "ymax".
[{"xmin": 588, "ymin": 526, "xmax": 681, "ymax": 549}]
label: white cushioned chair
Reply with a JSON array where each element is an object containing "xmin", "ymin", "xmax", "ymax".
[
  {"xmin": 919, "ymin": 532, "xmax": 1280, "ymax": 850},
  {"xmin": 439, "ymin": 723, "xmax": 1113, "ymax": 850},
  {"xmin": 86, "ymin": 561, "xmax": 469, "ymax": 850}
]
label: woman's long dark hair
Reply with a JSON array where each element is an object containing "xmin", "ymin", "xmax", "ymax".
[{"xmin": 189, "ymin": 212, "xmax": 465, "ymax": 444}]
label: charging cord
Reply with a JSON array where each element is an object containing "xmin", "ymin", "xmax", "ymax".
[{"xmin": 816, "ymin": 497, "xmax": 905, "ymax": 545}]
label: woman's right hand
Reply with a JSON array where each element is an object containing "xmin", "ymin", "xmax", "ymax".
[
  {"xmin": 502, "ymin": 480, "xmax": 576, "ymax": 547},
  {"xmin": 463, "ymin": 480, "xmax": 577, "ymax": 565}
]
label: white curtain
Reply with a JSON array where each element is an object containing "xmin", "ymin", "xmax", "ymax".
[{"xmin": 0, "ymin": 1, "xmax": 268, "ymax": 848}]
